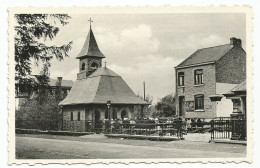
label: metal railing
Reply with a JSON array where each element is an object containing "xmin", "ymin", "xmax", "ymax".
[
  {"xmin": 104, "ymin": 121, "xmax": 184, "ymax": 139},
  {"xmin": 211, "ymin": 118, "xmax": 246, "ymax": 141}
]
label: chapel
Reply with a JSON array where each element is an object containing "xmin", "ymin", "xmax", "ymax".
[{"xmin": 59, "ymin": 19, "xmax": 149, "ymax": 132}]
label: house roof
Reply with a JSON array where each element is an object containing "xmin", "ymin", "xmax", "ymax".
[
  {"xmin": 176, "ymin": 44, "xmax": 234, "ymax": 68},
  {"xmin": 48, "ymin": 78, "xmax": 74, "ymax": 88},
  {"xmin": 59, "ymin": 67, "xmax": 149, "ymax": 106},
  {"xmin": 230, "ymin": 80, "xmax": 246, "ymax": 92},
  {"xmin": 224, "ymin": 80, "xmax": 246, "ymax": 96},
  {"xmin": 76, "ymin": 27, "xmax": 105, "ymax": 59}
]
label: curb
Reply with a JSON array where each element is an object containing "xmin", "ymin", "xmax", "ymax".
[{"xmin": 210, "ymin": 139, "xmax": 247, "ymax": 145}]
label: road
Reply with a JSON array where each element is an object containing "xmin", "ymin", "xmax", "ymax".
[{"xmin": 16, "ymin": 134, "xmax": 246, "ymax": 159}]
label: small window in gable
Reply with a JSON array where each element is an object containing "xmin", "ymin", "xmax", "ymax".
[{"xmin": 178, "ymin": 72, "xmax": 185, "ymax": 86}]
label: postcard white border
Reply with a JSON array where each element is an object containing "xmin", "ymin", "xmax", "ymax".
[{"xmin": 8, "ymin": 6, "xmax": 253, "ymax": 165}]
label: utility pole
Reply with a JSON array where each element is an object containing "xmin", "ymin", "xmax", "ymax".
[{"xmin": 143, "ymin": 81, "xmax": 146, "ymax": 101}]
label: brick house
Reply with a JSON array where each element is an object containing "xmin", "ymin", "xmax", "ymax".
[
  {"xmin": 59, "ymin": 25, "xmax": 148, "ymax": 132},
  {"xmin": 174, "ymin": 37, "xmax": 246, "ymax": 120},
  {"xmin": 15, "ymin": 76, "xmax": 74, "ymax": 110}
]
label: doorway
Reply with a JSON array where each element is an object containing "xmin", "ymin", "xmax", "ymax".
[
  {"xmin": 179, "ymin": 96, "xmax": 185, "ymax": 117},
  {"xmin": 94, "ymin": 110, "xmax": 101, "ymax": 132},
  {"xmin": 121, "ymin": 110, "xmax": 127, "ymax": 120},
  {"xmin": 112, "ymin": 109, "xmax": 117, "ymax": 120}
]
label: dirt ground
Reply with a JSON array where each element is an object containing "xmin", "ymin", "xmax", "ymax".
[{"xmin": 15, "ymin": 134, "xmax": 246, "ymax": 159}]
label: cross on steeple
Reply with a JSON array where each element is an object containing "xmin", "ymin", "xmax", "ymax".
[{"xmin": 88, "ymin": 18, "xmax": 93, "ymax": 28}]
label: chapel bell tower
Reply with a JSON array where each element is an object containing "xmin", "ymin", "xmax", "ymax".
[{"xmin": 76, "ymin": 18, "xmax": 105, "ymax": 79}]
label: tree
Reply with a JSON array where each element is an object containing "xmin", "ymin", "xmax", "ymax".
[
  {"xmin": 15, "ymin": 14, "xmax": 72, "ymax": 93},
  {"xmin": 136, "ymin": 93, "xmax": 154, "ymax": 117},
  {"xmin": 155, "ymin": 94, "xmax": 176, "ymax": 117},
  {"xmin": 15, "ymin": 83, "xmax": 66, "ymax": 130}
]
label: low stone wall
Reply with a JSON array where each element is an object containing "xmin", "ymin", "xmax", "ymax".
[
  {"xmin": 63, "ymin": 120, "xmax": 86, "ymax": 132},
  {"xmin": 15, "ymin": 128, "xmax": 93, "ymax": 136}
]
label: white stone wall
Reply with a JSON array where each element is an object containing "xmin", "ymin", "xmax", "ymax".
[{"xmin": 216, "ymin": 83, "xmax": 237, "ymax": 117}]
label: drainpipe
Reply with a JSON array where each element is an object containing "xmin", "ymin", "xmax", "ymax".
[{"xmin": 61, "ymin": 107, "xmax": 63, "ymax": 131}]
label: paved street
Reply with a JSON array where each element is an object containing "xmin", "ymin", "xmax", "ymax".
[{"xmin": 16, "ymin": 134, "xmax": 246, "ymax": 159}]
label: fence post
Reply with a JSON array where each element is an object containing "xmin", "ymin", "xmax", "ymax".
[
  {"xmin": 211, "ymin": 120, "xmax": 214, "ymax": 140},
  {"xmin": 145, "ymin": 123, "xmax": 147, "ymax": 136},
  {"xmin": 130, "ymin": 124, "xmax": 132, "ymax": 135},
  {"xmin": 180, "ymin": 120, "xmax": 183, "ymax": 139},
  {"xmin": 161, "ymin": 123, "xmax": 163, "ymax": 137}
]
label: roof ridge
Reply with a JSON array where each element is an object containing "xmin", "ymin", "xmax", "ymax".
[
  {"xmin": 91, "ymin": 76, "xmax": 102, "ymax": 103},
  {"xmin": 197, "ymin": 43, "xmax": 231, "ymax": 50},
  {"xmin": 176, "ymin": 43, "xmax": 234, "ymax": 68},
  {"xmin": 87, "ymin": 75, "xmax": 121, "ymax": 78}
]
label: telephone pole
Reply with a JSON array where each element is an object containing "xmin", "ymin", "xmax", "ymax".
[{"xmin": 143, "ymin": 81, "xmax": 146, "ymax": 101}]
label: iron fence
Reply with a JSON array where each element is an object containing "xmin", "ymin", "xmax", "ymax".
[
  {"xmin": 211, "ymin": 118, "xmax": 246, "ymax": 141},
  {"xmin": 104, "ymin": 121, "xmax": 184, "ymax": 139}
]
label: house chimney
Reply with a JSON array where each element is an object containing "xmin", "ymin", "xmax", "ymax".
[
  {"xmin": 230, "ymin": 37, "xmax": 242, "ymax": 47},
  {"xmin": 56, "ymin": 77, "xmax": 62, "ymax": 86}
]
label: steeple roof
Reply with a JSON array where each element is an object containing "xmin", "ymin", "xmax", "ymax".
[{"xmin": 76, "ymin": 27, "xmax": 105, "ymax": 59}]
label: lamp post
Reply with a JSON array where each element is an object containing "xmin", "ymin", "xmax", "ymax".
[{"xmin": 107, "ymin": 100, "xmax": 111, "ymax": 121}]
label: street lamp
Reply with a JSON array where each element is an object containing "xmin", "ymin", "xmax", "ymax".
[{"xmin": 107, "ymin": 100, "xmax": 111, "ymax": 121}]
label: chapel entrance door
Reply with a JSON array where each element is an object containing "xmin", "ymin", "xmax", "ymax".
[
  {"xmin": 94, "ymin": 110, "xmax": 101, "ymax": 133},
  {"xmin": 179, "ymin": 96, "xmax": 185, "ymax": 117}
]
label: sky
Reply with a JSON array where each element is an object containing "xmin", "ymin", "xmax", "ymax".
[{"xmin": 31, "ymin": 13, "xmax": 246, "ymax": 104}]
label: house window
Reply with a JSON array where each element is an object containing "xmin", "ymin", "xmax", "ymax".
[
  {"xmin": 232, "ymin": 99, "xmax": 241, "ymax": 113},
  {"xmin": 70, "ymin": 112, "xmax": 73, "ymax": 121},
  {"xmin": 81, "ymin": 63, "xmax": 85, "ymax": 71},
  {"xmin": 194, "ymin": 69, "xmax": 203, "ymax": 85},
  {"xmin": 194, "ymin": 94, "xmax": 204, "ymax": 110},
  {"xmin": 77, "ymin": 111, "xmax": 80, "ymax": 121},
  {"xmin": 178, "ymin": 72, "xmax": 184, "ymax": 86}
]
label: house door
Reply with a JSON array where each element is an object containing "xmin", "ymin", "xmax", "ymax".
[
  {"xmin": 179, "ymin": 96, "xmax": 185, "ymax": 117},
  {"xmin": 94, "ymin": 110, "xmax": 101, "ymax": 132}
]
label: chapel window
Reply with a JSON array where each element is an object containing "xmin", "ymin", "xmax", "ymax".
[
  {"xmin": 105, "ymin": 109, "xmax": 108, "ymax": 119},
  {"xmin": 121, "ymin": 110, "xmax": 127, "ymax": 120},
  {"xmin": 194, "ymin": 94, "xmax": 204, "ymax": 110},
  {"xmin": 91, "ymin": 62, "xmax": 98, "ymax": 69},
  {"xmin": 70, "ymin": 112, "xmax": 73, "ymax": 121},
  {"xmin": 178, "ymin": 72, "xmax": 184, "ymax": 86},
  {"xmin": 113, "ymin": 110, "xmax": 117, "ymax": 120},
  {"xmin": 194, "ymin": 69, "xmax": 203, "ymax": 85},
  {"xmin": 77, "ymin": 111, "xmax": 80, "ymax": 121}
]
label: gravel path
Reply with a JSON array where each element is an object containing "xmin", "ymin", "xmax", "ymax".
[{"xmin": 16, "ymin": 134, "xmax": 246, "ymax": 159}]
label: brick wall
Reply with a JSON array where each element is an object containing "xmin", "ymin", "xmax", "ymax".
[
  {"xmin": 216, "ymin": 47, "xmax": 246, "ymax": 84},
  {"xmin": 175, "ymin": 64, "xmax": 217, "ymax": 119}
]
